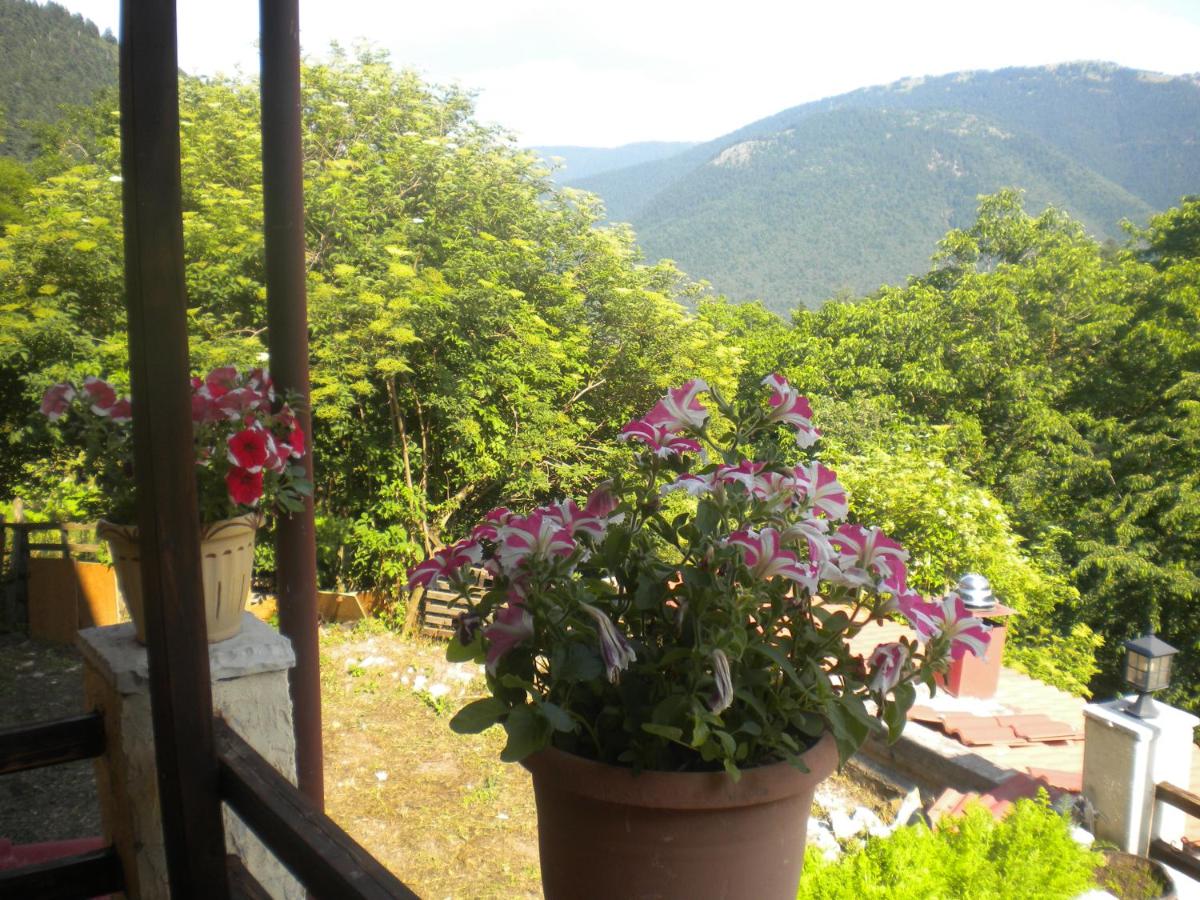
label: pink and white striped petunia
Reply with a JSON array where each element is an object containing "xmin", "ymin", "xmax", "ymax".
[
  {"xmin": 779, "ymin": 515, "xmax": 834, "ymax": 566},
  {"xmin": 494, "ymin": 510, "xmax": 576, "ymax": 572},
  {"xmin": 726, "ymin": 528, "xmax": 814, "ymax": 583},
  {"xmin": 40, "ymin": 382, "xmax": 76, "ymax": 421},
  {"xmin": 470, "ymin": 506, "xmax": 513, "ymax": 543},
  {"xmin": 793, "ymin": 462, "xmax": 849, "ymax": 521},
  {"xmin": 642, "ymin": 379, "xmax": 710, "ymax": 433},
  {"xmin": 618, "ymin": 419, "xmax": 702, "ymax": 458},
  {"xmin": 831, "ymin": 524, "xmax": 909, "ymax": 582},
  {"xmin": 929, "ymin": 594, "xmax": 992, "ymax": 662},
  {"xmin": 484, "ymin": 595, "xmax": 534, "ymax": 674},
  {"xmin": 406, "ymin": 539, "xmax": 483, "ymax": 592},
  {"xmin": 662, "ymin": 471, "xmax": 721, "ymax": 499},
  {"xmin": 551, "ymin": 486, "xmax": 624, "ymax": 541},
  {"xmin": 716, "ymin": 460, "xmax": 767, "ymax": 495},
  {"xmin": 868, "ymin": 642, "xmax": 909, "ymax": 694},
  {"xmin": 761, "ymin": 374, "xmax": 820, "ymax": 448}
]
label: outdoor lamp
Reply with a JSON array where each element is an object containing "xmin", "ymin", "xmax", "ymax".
[
  {"xmin": 1122, "ymin": 633, "xmax": 1178, "ymax": 718},
  {"xmin": 954, "ymin": 573, "xmax": 996, "ymax": 611}
]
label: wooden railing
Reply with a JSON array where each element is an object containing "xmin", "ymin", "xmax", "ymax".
[
  {"xmin": 0, "ymin": 710, "xmax": 420, "ymax": 897},
  {"xmin": 1149, "ymin": 781, "xmax": 1200, "ymax": 881},
  {"xmin": 0, "ymin": 712, "xmax": 126, "ymax": 897}
]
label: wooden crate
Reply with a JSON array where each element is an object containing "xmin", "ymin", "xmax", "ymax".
[{"xmin": 420, "ymin": 570, "xmax": 488, "ymax": 639}]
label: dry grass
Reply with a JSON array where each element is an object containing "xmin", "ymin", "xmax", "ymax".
[{"xmin": 320, "ymin": 622, "xmax": 541, "ymax": 899}]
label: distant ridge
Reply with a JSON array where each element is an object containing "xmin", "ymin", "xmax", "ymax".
[
  {"xmin": 531, "ymin": 141, "xmax": 698, "ymax": 184},
  {"xmin": 568, "ymin": 63, "xmax": 1200, "ymax": 312}
]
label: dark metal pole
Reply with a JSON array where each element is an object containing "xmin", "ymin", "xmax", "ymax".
[
  {"xmin": 118, "ymin": 0, "xmax": 229, "ymax": 895},
  {"xmin": 260, "ymin": 0, "xmax": 324, "ymax": 809}
]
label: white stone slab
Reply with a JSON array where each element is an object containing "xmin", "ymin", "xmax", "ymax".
[{"xmin": 78, "ymin": 612, "xmax": 295, "ymax": 693}]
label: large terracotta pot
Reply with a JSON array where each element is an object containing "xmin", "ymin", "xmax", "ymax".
[
  {"xmin": 521, "ymin": 730, "xmax": 837, "ymax": 900},
  {"xmin": 97, "ymin": 513, "xmax": 260, "ymax": 643}
]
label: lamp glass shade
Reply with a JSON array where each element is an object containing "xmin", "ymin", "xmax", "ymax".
[{"xmin": 1122, "ymin": 633, "xmax": 1177, "ymax": 694}]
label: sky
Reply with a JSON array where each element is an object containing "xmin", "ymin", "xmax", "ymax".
[{"xmin": 51, "ymin": 0, "xmax": 1200, "ymax": 147}]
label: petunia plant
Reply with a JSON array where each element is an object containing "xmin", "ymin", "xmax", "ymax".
[
  {"xmin": 40, "ymin": 367, "xmax": 312, "ymax": 525},
  {"xmin": 412, "ymin": 376, "xmax": 990, "ymax": 776}
]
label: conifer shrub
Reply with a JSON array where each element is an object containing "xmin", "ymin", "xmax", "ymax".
[{"xmin": 798, "ymin": 796, "xmax": 1100, "ymax": 899}]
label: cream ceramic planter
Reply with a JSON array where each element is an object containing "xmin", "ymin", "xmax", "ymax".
[{"xmin": 98, "ymin": 513, "xmax": 260, "ymax": 643}]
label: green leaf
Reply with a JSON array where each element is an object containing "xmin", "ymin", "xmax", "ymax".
[
  {"xmin": 695, "ymin": 499, "xmax": 721, "ymax": 537},
  {"xmin": 449, "ymin": 697, "xmax": 507, "ymax": 735},
  {"xmin": 499, "ymin": 706, "xmax": 551, "ymax": 762},
  {"xmin": 884, "ymin": 681, "xmax": 917, "ymax": 744},
  {"xmin": 641, "ymin": 722, "xmax": 684, "ymax": 741},
  {"xmin": 750, "ymin": 642, "xmax": 805, "ymax": 689},
  {"xmin": 539, "ymin": 701, "xmax": 575, "ymax": 733},
  {"xmin": 446, "ymin": 631, "xmax": 483, "ymax": 663},
  {"xmin": 551, "ymin": 642, "xmax": 603, "ymax": 683}
]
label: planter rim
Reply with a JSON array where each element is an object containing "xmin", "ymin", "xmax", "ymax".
[
  {"xmin": 521, "ymin": 729, "xmax": 837, "ymax": 811},
  {"xmin": 97, "ymin": 512, "xmax": 262, "ymax": 541}
]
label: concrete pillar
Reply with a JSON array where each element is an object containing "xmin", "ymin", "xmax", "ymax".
[
  {"xmin": 79, "ymin": 613, "xmax": 303, "ymax": 899},
  {"xmin": 1082, "ymin": 696, "xmax": 1198, "ymax": 854}
]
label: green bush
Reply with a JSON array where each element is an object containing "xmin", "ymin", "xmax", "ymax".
[{"xmin": 798, "ymin": 796, "xmax": 1100, "ymax": 899}]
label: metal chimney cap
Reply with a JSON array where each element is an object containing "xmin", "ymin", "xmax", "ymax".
[{"xmin": 955, "ymin": 572, "xmax": 996, "ymax": 610}]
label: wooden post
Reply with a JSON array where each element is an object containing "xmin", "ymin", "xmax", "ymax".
[
  {"xmin": 260, "ymin": 0, "xmax": 323, "ymax": 809},
  {"xmin": 118, "ymin": 0, "xmax": 229, "ymax": 895}
]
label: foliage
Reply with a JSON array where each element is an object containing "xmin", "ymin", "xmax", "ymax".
[
  {"xmin": 702, "ymin": 191, "xmax": 1200, "ymax": 710},
  {"xmin": 574, "ymin": 63, "xmax": 1199, "ymax": 311},
  {"xmin": 0, "ymin": 0, "xmax": 117, "ymax": 159},
  {"xmin": 36, "ymin": 368, "xmax": 311, "ymax": 523},
  {"xmin": 798, "ymin": 796, "xmax": 1100, "ymax": 899},
  {"xmin": 833, "ymin": 447, "xmax": 1098, "ymax": 695},
  {"xmin": 428, "ymin": 378, "xmax": 991, "ymax": 773},
  {"xmin": 0, "ymin": 52, "xmax": 736, "ymax": 594}
]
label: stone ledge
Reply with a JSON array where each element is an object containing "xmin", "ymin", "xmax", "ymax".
[
  {"xmin": 78, "ymin": 613, "xmax": 295, "ymax": 694},
  {"xmin": 859, "ymin": 719, "xmax": 1013, "ymax": 796}
]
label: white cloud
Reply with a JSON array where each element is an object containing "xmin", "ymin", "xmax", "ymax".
[{"xmin": 46, "ymin": 0, "xmax": 1200, "ymax": 146}]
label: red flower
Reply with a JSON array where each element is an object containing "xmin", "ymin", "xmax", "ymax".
[
  {"xmin": 226, "ymin": 467, "xmax": 264, "ymax": 506},
  {"xmin": 204, "ymin": 366, "xmax": 238, "ymax": 399},
  {"xmin": 83, "ymin": 377, "xmax": 117, "ymax": 415},
  {"xmin": 286, "ymin": 424, "xmax": 305, "ymax": 458},
  {"xmin": 40, "ymin": 382, "xmax": 76, "ymax": 420},
  {"xmin": 108, "ymin": 398, "xmax": 132, "ymax": 423},
  {"xmin": 227, "ymin": 427, "xmax": 269, "ymax": 473}
]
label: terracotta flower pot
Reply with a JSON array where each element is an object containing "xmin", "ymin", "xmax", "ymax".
[
  {"xmin": 521, "ymin": 730, "xmax": 838, "ymax": 900},
  {"xmin": 97, "ymin": 513, "xmax": 260, "ymax": 643}
]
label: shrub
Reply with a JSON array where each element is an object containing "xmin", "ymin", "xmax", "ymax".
[{"xmin": 798, "ymin": 795, "xmax": 1100, "ymax": 899}]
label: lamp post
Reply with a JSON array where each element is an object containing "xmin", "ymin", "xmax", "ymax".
[{"xmin": 1122, "ymin": 633, "xmax": 1178, "ymax": 719}]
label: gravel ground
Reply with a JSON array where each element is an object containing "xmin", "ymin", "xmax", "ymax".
[{"xmin": 0, "ymin": 631, "xmax": 101, "ymax": 843}]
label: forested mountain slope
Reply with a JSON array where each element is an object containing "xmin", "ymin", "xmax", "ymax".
[
  {"xmin": 574, "ymin": 63, "xmax": 1200, "ymax": 311},
  {"xmin": 0, "ymin": 0, "xmax": 117, "ymax": 159}
]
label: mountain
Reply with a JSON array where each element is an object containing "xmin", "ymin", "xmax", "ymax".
[
  {"xmin": 531, "ymin": 141, "xmax": 698, "ymax": 184},
  {"xmin": 0, "ymin": 0, "xmax": 118, "ymax": 159},
  {"xmin": 571, "ymin": 63, "xmax": 1200, "ymax": 312}
]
